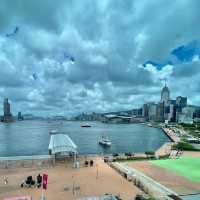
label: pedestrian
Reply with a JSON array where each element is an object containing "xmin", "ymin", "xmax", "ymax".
[{"xmin": 4, "ymin": 176, "xmax": 8, "ymax": 185}]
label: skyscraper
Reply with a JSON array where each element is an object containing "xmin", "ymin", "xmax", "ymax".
[
  {"xmin": 4, "ymin": 98, "xmax": 11, "ymax": 116},
  {"xmin": 148, "ymin": 103, "xmax": 157, "ymax": 121},
  {"xmin": 3, "ymin": 98, "xmax": 13, "ymax": 122},
  {"xmin": 161, "ymin": 82, "xmax": 170, "ymax": 104},
  {"xmin": 156, "ymin": 102, "xmax": 164, "ymax": 122},
  {"xmin": 18, "ymin": 112, "xmax": 24, "ymax": 120},
  {"xmin": 176, "ymin": 96, "xmax": 187, "ymax": 112},
  {"xmin": 142, "ymin": 104, "xmax": 149, "ymax": 119}
]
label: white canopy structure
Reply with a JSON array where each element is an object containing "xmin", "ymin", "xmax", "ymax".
[{"xmin": 48, "ymin": 133, "xmax": 77, "ymax": 155}]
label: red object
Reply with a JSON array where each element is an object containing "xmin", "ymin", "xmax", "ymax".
[{"xmin": 43, "ymin": 174, "xmax": 48, "ymax": 190}]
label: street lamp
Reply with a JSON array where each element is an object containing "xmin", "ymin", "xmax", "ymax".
[{"xmin": 96, "ymin": 164, "xmax": 99, "ymax": 179}]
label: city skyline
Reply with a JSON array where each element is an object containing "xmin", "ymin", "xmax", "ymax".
[
  {"xmin": 0, "ymin": 82, "xmax": 199, "ymax": 118},
  {"xmin": 0, "ymin": 1, "xmax": 200, "ymax": 116}
]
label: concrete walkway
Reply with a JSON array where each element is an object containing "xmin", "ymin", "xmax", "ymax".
[{"xmin": 110, "ymin": 162, "xmax": 179, "ymax": 200}]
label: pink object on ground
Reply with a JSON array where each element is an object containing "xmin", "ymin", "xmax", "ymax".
[{"xmin": 4, "ymin": 196, "xmax": 31, "ymax": 200}]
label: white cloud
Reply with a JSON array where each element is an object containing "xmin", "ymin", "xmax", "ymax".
[
  {"xmin": 143, "ymin": 63, "xmax": 174, "ymax": 80},
  {"xmin": 192, "ymin": 55, "xmax": 200, "ymax": 62},
  {"xmin": 0, "ymin": 0, "xmax": 200, "ymax": 116}
]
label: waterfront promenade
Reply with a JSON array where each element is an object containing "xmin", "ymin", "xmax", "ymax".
[
  {"xmin": 0, "ymin": 157, "xmax": 141, "ymax": 200},
  {"xmin": 126, "ymin": 151, "xmax": 200, "ymax": 197},
  {"xmin": 155, "ymin": 142, "xmax": 173, "ymax": 157},
  {"xmin": 162, "ymin": 128, "xmax": 181, "ymax": 143},
  {"xmin": 155, "ymin": 127, "xmax": 182, "ymax": 157}
]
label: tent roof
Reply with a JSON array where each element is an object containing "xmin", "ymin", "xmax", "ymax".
[{"xmin": 49, "ymin": 134, "xmax": 77, "ymax": 154}]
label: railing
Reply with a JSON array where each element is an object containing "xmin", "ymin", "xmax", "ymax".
[
  {"xmin": 110, "ymin": 162, "xmax": 178, "ymax": 199},
  {"xmin": 0, "ymin": 155, "xmax": 55, "ymax": 169}
]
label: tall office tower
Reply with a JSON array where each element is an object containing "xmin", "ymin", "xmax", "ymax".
[
  {"xmin": 3, "ymin": 98, "xmax": 13, "ymax": 122},
  {"xmin": 161, "ymin": 82, "xmax": 170, "ymax": 105},
  {"xmin": 148, "ymin": 103, "xmax": 157, "ymax": 121},
  {"xmin": 168, "ymin": 104, "xmax": 176, "ymax": 122},
  {"xmin": 4, "ymin": 98, "xmax": 11, "ymax": 116},
  {"xmin": 156, "ymin": 102, "xmax": 165, "ymax": 122},
  {"xmin": 176, "ymin": 96, "xmax": 187, "ymax": 112},
  {"xmin": 18, "ymin": 112, "xmax": 24, "ymax": 120},
  {"xmin": 142, "ymin": 104, "xmax": 149, "ymax": 119}
]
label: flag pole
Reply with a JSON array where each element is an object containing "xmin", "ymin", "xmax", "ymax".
[
  {"xmin": 41, "ymin": 173, "xmax": 48, "ymax": 200},
  {"xmin": 41, "ymin": 174, "xmax": 44, "ymax": 200}
]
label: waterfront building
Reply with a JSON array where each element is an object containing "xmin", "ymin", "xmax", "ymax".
[
  {"xmin": 156, "ymin": 102, "xmax": 164, "ymax": 122},
  {"xmin": 18, "ymin": 112, "xmax": 24, "ymax": 120},
  {"xmin": 104, "ymin": 114, "xmax": 133, "ymax": 123},
  {"xmin": 176, "ymin": 96, "xmax": 187, "ymax": 107},
  {"xmin": 4, "ymin": 98, "xmax": 11, "ymax": 116},
  {"xmin": 194, "ymin": 108, "xmax": 200, "ymax": 119},
  {"xmin": 169, "ymin": 99, "xmax": 176, "ymax": 105},
  {"xmin": 137, "ymin": 108, "xmax": 143, "ymax": 116},
  {"xmin": 148, "ymin": 103, "xmax": 157, "ymax": 121},
  {"xmin": 161, "ymin": 83, "xmax": 170, "ymax": 105},
  {"xmin": 177, "ymin": 105, "xmax": 196, "ymax": 124},
  {"xmin": 3, "ymin": 98, "xmax": 13, "ymax": 122},
  {"xmin": 182, "ymin": 106, "xmax": 196, "ymax": 119},
  {"xmin": 176, "ymin": 96, "xmax": 187, "ymax": 112},
  {"xmin": 129, "ymin": 109, "xmax": 142, "ymax": 116},
  {"xmin": 168, "ymin": 104, "xmax": 176, "ymax": 122},
  {"xmin": 164, "ymin": 105, "xmax": 170, "ymax": 119},
  {"xmin": 23, "ymin": 114, "xmax": 34, "ymax": 120},
  {"xmin": 160, "ymin": 82, "xmax": 173, "ymax": 122},
  {"xmin": 177, "ymin": 113, "xmax": 193, "ymax": 124},
  {"xmin": 142, "ymin": 104, "xmax": 149, "ymax": 119}
]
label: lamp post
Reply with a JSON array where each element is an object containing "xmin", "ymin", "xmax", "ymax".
[
  {"xmin": 72, "ymin": 175, "xmax": 75, "ymax": 196},
  {"xmin": 96, "ymin": 164, "xmax": 99, "ymax": 179}
]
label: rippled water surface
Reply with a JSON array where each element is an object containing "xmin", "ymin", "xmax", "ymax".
[{"xmin": 0, "ymin": 120, "xmax": 170, "ymax": 156}]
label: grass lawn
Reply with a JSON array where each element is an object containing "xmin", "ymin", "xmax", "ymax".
[{"xmin": 150, "ymin": 157, "xmax": 200, "ymax": 183}]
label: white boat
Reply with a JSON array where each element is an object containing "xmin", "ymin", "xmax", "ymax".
[
  {"xmin": 49, "ymin": 130, "xmax": 59, "ymax": 135},
  {"xmin": 147, "ymin": 123, "xmax": 153, "ymax": 127},
  {"xmin": 99, "ymin": 136, "xmax": 111, "ymax": 147},
  {"xmin": 81, "ymin": 123, "xmax": 91, "ymax": 127}
]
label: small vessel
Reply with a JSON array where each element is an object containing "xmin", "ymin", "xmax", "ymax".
[
  {"xmin": 147, "ymin": 123, "xmax": 153, "ymax": 127},
  {"xmin": 49, "ymin": 130, "xmax": 59, "ymax": 135},
  {"xmin": 81, "ymin": 123, "xmax": 91, "ymax": 127},
  {"xmin": 99, "ymin": 136, "xmax": 111, "ymax": 147}
]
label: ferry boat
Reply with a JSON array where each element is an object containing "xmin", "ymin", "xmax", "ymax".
[
  {"xmin": 49, "ymin": 129, "xmax": 59, "ymax": 135},
  {"xmin": 99, "ymin": 136, "xmax": 112, "ymax": 147},
  {"xmin": 81, "ymin": 123, "xmax": 91, "ymax": 127},
  {"xmin": 147, "ymin": 123, "xmax": 153, "ymax": 127}
]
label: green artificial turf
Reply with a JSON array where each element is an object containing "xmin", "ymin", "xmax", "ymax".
[{"xmin": 150, "ymin": 156, "xmax": 200, "ymax": 183}]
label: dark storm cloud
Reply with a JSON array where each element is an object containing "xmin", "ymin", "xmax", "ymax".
[
  {"xmin": 172, "ymin": 63, "xmax": 200, "ymax": 78},
  {"xmin": 0, "ymin": 0, "xmax": 200, "ymax": 116},
  {"xmin": 0, "ymin": 0, "xmax": 66, "ymax": 32}
]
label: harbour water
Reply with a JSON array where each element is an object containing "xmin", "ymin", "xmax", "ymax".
[{"xmin": 0, "ymin": 120, "xmax": 170, "ymax": 156}]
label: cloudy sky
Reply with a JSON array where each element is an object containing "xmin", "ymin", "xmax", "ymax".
[{"xmin": 0, "ymin": 0, "xmax": 200, "ymax": 117}]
